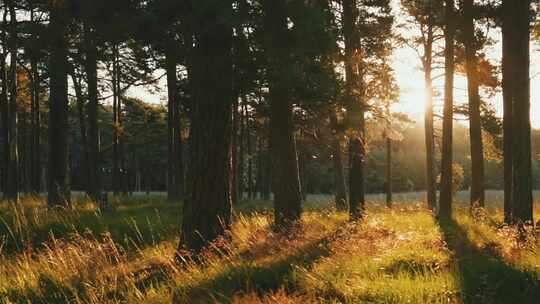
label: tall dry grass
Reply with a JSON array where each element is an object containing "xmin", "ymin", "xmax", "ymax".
[{"xmin": 0, "ymin": 196, "xmax": 539, "ymax": 303}]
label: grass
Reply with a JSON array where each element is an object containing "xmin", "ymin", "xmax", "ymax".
[{"xmin": 0, "ymin": 193, "xmax": 539, "ymax": 303}]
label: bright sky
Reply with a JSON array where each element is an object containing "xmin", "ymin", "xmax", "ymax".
[
  {"xmin": 393, "ymin": 30, "xmax": 540, "ymax": 128},
  {"xmin": 391, "ymin": 0, "xmax": 540, "ymax": 128}
]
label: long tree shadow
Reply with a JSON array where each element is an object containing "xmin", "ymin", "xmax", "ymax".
[
  {"xmin": 438, "ymin": 217, "xmax": 540, "ymax": 304},
  {"xmin": 171, "ymin": 229, "xmax": 339, "ymax": 304}
]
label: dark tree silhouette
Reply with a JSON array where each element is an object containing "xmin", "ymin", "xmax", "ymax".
[
  {"xmin": 6, "ymin": 1, "xmax": 18, "ymax": 202},
  {"xmin": 439, "ymin": 0, "xmax": 455, "ymax": 218},
  {"xmin": 343, "ymin": 0, "xmax": 366, "ymax": 220},
  {"xmin": 510, "ymin": 0, "xmax": 533, "ymax": 224},
  {"xmin": 502, "ymin": 0, "xmax": 514, "ymax": 223},
  {"xmin": 48, "ymin": 0, "xmax": 71, "ymax": 207},
  {"xmin": 179, "ymin": 0, "xmax": 234, "ymax": 253},
  {"xmin": 463, "ymin": 0, "xmax": 485, "ymax": 208},
  {"xmin": 262, "ymin": 0, "xmax": 303, "ymax": 227}
]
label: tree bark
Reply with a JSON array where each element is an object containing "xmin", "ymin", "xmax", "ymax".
[
  {"xmin": 30, "ymin": 60, "xmax": 40, "ymax": 195},
  {"xmin": 463, "ymin": 0, "xmax": 485, "ymax": 209},
  {"xmin": 343, "ymin": 0, "xmax": 365, "ymax": 220},
  {"xmin": 423, "ymin": 21, "xmax": 437, "ymax": 211},
  {"xmin": 30, "ymin": 8, "xmax": 41, "ymax": 195},
  {"xmin": 112, "ymin": 44, "xmax": 120, "ymax": 196},
  {"xmin": 176, "ymin": 93, "xmax": 184, "ymax": 200},
  {"xmin": 502, "ymin": 0, "xmax": 514, "ymax": 223},
  {"xmin": 165, "ymin": 45, "xmax": 180, "ymax": 201},
  {"xmin": 263, "ymin": 0, "xmax": 303, "ymax": 228},
  {"xmin": 48, "ymin": 2, "xmax": 71, "ymax": 207},
  {"xmin": 71, "ymin": 73, "xmax": 90, "ymax": 194},
  {"xmin": 511, "ymin": 0, "xmax": 533, "ymax": 224},
  {"xmin": 84, "ymin": 22, "xmax": 101, "ymax": 202},
  {"xmin": 118, "ymin": 66, "xmax": 127, "ymax": 195},
  {"xmin": 0, "ymin": 9, "xmax": 9, "ymax": 197},
  {"xmin": 439, "ymin": 0, "xmax": 455, "ymax": 218},
  {"xmin": 329, "ymin": 109, "xmax": 347, "ymax": 211},
  {"xmin": 179, "ymin": 1, "xmax": 234, "ymax": 254},
  {"xmin": 21, "ymin": 111, "xmax": 30, "ymax": 192},
  {"xmin": 5, "ymin": 2, "xmax": 18, "ymax": 202},
  {"xmin": 0, "ymin": 58, "xmax": 7, "ymax": 197}
]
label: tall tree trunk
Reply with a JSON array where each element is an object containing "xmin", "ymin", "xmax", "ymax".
[
  {"xmin": 343, "ymin": 0, "xmax": 365, "ymax": 220},
  {"xmin": 329, "ymin": 108, "xmax": 347, "ymax": 211},
  {"xmin": 0, "ymin": 29, "xmax": 8, "ymax": 197},
  {"xmin": 5, "ymin": 2, "xmax": 18, "ymax": 202},
  {"xmin": 502, "ymin": 0, "xmax": 514, "ymax": 223},
  {"xmin": 331, "ymin": 137, "xmax": 347, "ymax": 210},
  {"xmin": 23, "ymin": 113, "xmax": 31, "ymax": 193},
  {"xmin": 30, "ymin": 60, "xmax": 40, "ymax": 194},
  {"xmin": 71, "ymin": 74, "xmax": 90, "ymax": 193},
  {"xmin": 263, "ymin": 0, "xmax": 303, "ymax": 228},
  {"xmin": 511, "ymin": 0, "xmax": 533, "ymax": 224},
  {"xmin": 179, "ymin": 1, "xmax": 234, "ymax": 254},
  {"xmin": 19, "ymin": 109, "xmax": 27, "ymax": 193},
  {"xmin": 423, "ymin": 22, "xmax": 437, "ymax": 211},
  {"xmin": 48, "ymin": 2, "xmax": 70, "ymax": 207},
  {"xmin": 112, "ymin": 44, "xmax": 120, "ymax": 196},
  {"xmin": 176, "ymin": 92, "xmax": 184, "ymax": 200},
  {"xmin": 117, "ymin": 66, "xmax": 127, "ymax": 195},
  {"xmin": 439, "ymin": 0, "xmax": 455, "ymax": 218},
  {"xmin": 30, "ymin": 8, "xmax": 41, "ymax": 195},
  {"xmin": 165, "ymin": 45, "xmax": 180, "ymax": 201},
  {"xmin": 463, "ymin": 0, "xmax": 485, "ymax": 209},
  {"xmin": 84, "ymin": 22, "xmax": 101, "ymax": 202}
]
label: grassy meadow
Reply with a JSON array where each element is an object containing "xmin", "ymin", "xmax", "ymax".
[{"xmin": 0, "ymin": 192, "xmax": 539, "ymax": 303}]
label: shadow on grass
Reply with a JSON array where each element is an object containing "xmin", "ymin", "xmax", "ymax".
[
  {"xmin": 1, "ymin": 273, "xmax": 90, "ymax": 304},
  {"xmin": 172, "ymin": 230, "xmax": 337, "ymax": 303},
  {"xmin": 438, "ymin": 217, "xmax": 540, "ymax": 304},
  {"xmin": 0, "ymin": 198, "xmax": 182, "ymax": 255}
]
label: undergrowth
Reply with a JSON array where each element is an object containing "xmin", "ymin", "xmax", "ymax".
[{"xmin": 0, "ymin": 195, "xmax": 539, "ymax": 303}]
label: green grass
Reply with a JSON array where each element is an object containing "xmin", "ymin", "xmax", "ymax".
[
  {"xmin": 0, "ymin": 195, "xmax": 181, "ymax": 254},
  {"xmin": 0, "ymin": 194, "xmax": 539, "ymax": 303}
]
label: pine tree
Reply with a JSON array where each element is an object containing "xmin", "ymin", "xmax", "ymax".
[
  {"xmin": 5, "ymin": 1, "xmax": 18, "ymax": 202},
  {"xmin": 179, "ymin": 0, "xmax": 234, "ymax": 253},
  {"xmin": 439, "ymin": 0, "xmax": 455, "ymax": 218},
  {"xmin": 501, "ymin": 0, "xmax": 514, "ymax": 223},
  {"xmin": 262, "ymin": 0, "xmax": 303, "ymax": 227},
  {"xmin": 462, "ymin": 0, "xmax": 485, "ymax": 208},
  {"xmin": 343, "ymin": 0, "xmax": 365, "ymax": 220},
  {"xmin": 48, "ymin": 0, "xmax": 71, "ymax": 207},
  {"xmin": 510, "ymin": 0, "xmax": 533, "ymax": 224}
]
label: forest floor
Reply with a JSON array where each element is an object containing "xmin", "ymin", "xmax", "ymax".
[{"xmin": 0, "ymin": 193, "xmax": 539, "ymax": 303}]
